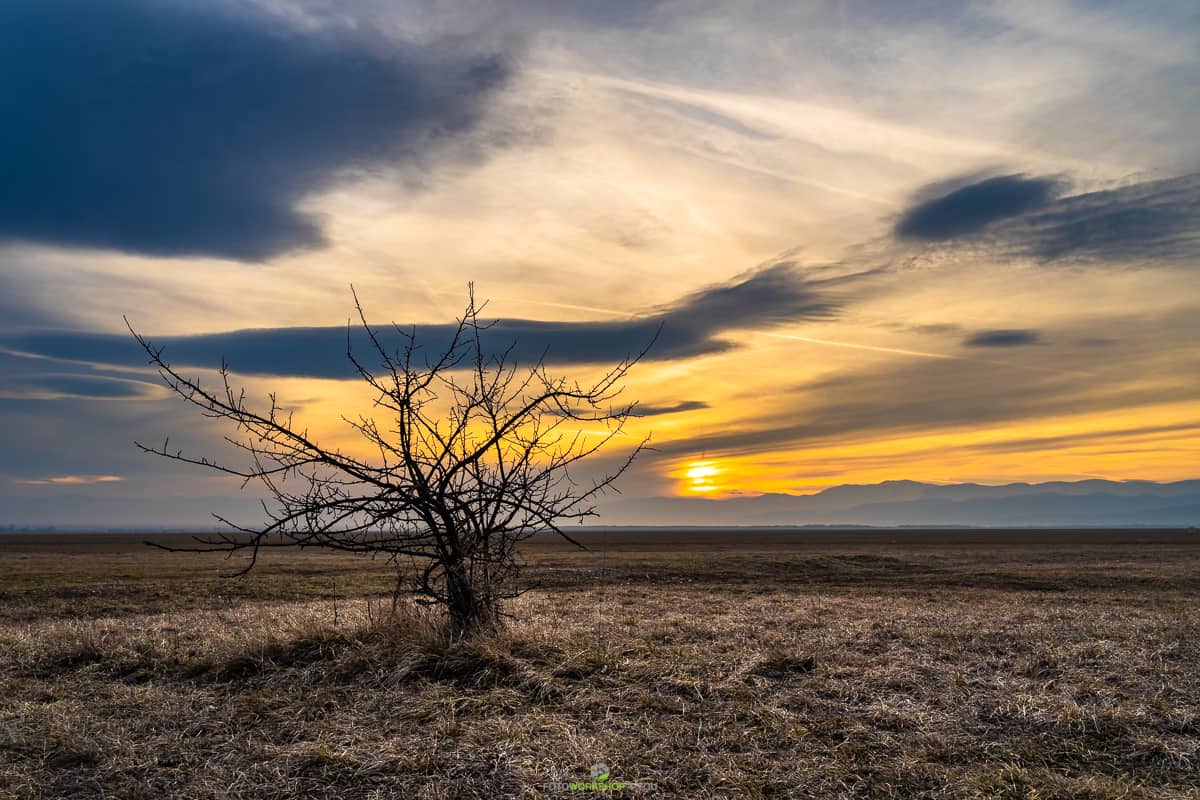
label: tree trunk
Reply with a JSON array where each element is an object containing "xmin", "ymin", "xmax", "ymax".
[{"xmin": 446, "ymin": 562, "xmax": 485, "ymax": 635}]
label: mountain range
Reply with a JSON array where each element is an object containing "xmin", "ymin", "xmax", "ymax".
[
  {"xmin": 3, "ymin": 480, "xmax": 1197, "ymax": 531},
  {"xmin": 595, "ymin": 480, "xmax": 1200, "ymax": 528}
]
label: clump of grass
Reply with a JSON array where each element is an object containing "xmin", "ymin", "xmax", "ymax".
[
  {"xmin": 749, "ymin": 653, "xmax": 816, "ymax": 679},
  {"xmin": 202, "ymin": 627, "xmax": 355, "ymax": 681}
]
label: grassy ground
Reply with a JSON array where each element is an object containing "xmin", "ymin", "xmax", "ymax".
[{"xmin": 0, "ymin": 530, "xmax": 1197, "ymax": 798}]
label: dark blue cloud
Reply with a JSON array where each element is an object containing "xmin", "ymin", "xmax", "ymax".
[
  {"xmin": 629, "ymin": 400, "xmax": 710, "ymax": 417},
  {"xmin": 963, "ymin": 329, "xmax": 1043, "ymax": 347},
  {"xmin": 0, "ymin": 349, "xmax": 160, "ymax": 399},
  {"xmin": 0, "ymin": 0, "xmax": 509, "ymax": 261},
  {"xmin": 895, "ymin": 174, "xmax": 1062, "ymax": 241},
  {"xmin": 0, "ymin": 265, "xmax": 832, "ymax": 377},
  {"xmin": 896, "ymin": 171, "xmax": 1200, "ymax": 265},
  {"xmin": 1007, "ymin": 173, "xmax": 1200, "ymax": 263},
  {"xmin": 3, "ymin": 375, "xmax": 156, "ymax": 400}
]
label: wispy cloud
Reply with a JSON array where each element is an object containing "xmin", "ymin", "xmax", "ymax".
[
  {"xmin": 15, "ymin": 475, "xmax": 123, "ymax": 486},
  {"xmin": 999, "ymin": 173, "xmax": 1200, "ymax": 264},
  {"xmin": 653, "ymin": 308, "xmax": 1200, "ymax": 460},
  {"xmin": 894, "ymin": 171, "xmax": 1200, "ymax": 266}
]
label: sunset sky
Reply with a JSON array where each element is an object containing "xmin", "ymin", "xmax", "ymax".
[{"xmin": 1, "ymin": 0, "xmax": 1198, "ymax": 526}]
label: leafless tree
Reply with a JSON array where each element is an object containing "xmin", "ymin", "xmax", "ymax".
[{"xmin": 128, "ymin": 288, "xmax": 649, "ymax": 633}]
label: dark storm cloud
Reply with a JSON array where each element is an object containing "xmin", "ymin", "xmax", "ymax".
[
  {"xmin": 895, "ymin": 174, "xmax": 1062, "ymax": 241},
  {"xmin": 0, "ymin": 265, "xmax": 833, "ymax": 378},
  {"xmin": 0, "ymin": 0, "xmax": 510, "ymax": 261},
  {"xmin": 963, "ymin": 329, "xmax": 1042, "ymax": 347}
]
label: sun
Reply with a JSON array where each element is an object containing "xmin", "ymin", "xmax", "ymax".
[{"xmin": 683, "ymin": 460, "xmax": 722, "ymax": 493}]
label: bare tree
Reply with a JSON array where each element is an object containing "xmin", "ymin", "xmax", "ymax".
[{"xmin": 128, "ymin": 288, "xmax": 649, "ymax": 633}]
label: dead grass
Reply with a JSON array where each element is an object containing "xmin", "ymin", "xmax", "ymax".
[{"xmin": 1, "ymin": 531, "xmax": 1198, "ymax": 798}]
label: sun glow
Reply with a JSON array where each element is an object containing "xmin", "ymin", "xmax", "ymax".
[{"xmin": 683, "ymin": 460, "xmax": 722, "ymax": 493}]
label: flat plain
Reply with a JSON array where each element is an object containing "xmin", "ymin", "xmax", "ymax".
[{"xmin": 1, "ymin": 529, "xmax": 1197, "ymax": 799}]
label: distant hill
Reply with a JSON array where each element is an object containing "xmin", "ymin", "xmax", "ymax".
[
  {"xmin": 3, "ymin": 479, "xmax": 1197, "ymax": 531},
  {"xmin": 596, "ymin": 480, "xmax": 1200, "ymax": 527}
]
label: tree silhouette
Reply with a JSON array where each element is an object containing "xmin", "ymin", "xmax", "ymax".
[{"xmin": 129, "ymin": 288, "xmax": 649, "ymax": 633}]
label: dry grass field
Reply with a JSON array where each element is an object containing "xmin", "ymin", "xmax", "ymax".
[{"xmin": 1, "ymin": 529, "xmax": 1198, "ymax": 799}]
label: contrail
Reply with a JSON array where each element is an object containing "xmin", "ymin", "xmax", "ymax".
[
  {"xmin": 763, "ymin": 332, "xmax": 967, "ymax": 360},
  {"xmin": 429, "ymin": 290, "xmax": 636, "ymax": 319},
  {"xmin": 506, "ymin": 298, "xmax": 637, "ymax": 318},
  {"xmin": 764, "ymin": 331, "xmax": 1098, "ymax": 377}
]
